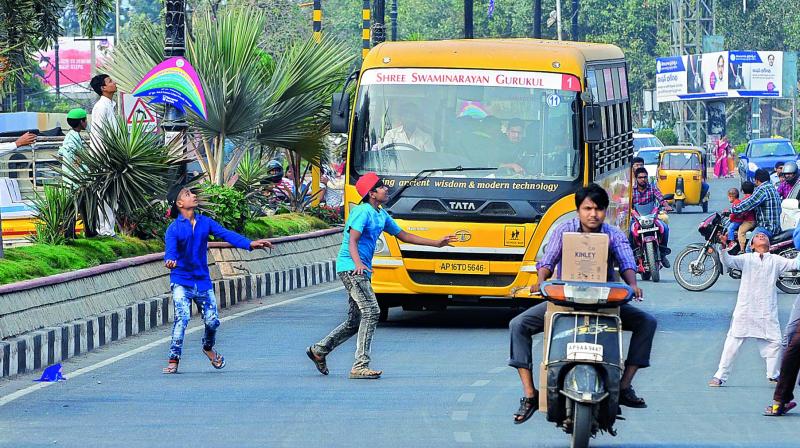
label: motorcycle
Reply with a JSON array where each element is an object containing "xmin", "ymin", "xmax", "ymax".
[
  {"xmin": 673, "ymin": 212, "xmax": 800, "ymax": 293},
  {"xmin": 538, "ymin": 280, "xmax": 635, "ymax": 448},
  {"xmin": 630, "ymin": 195, "xmax": 673, "ymax": 283}
]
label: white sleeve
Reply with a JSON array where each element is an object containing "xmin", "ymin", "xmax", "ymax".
[
  {"xmin": 719, "ymin": 248, "xmax": 745, "ymax": 271},
  {"xmin": 0, "ymin": 142, "xmax": 16, "ymax": 151}
]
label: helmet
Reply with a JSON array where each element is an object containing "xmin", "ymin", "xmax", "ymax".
[
  {"xmin": 266, "ymin": 160, "xmax": 284, "ymax": 184},
  {"xmin": 783, "ymin": 161, "xmax": 798, "ymax": 175}
]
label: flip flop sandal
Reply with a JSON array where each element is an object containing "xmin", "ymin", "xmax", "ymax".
[
  {"xmin": 349, "ymin": 368, "xmax": 382, "ymax": 379},
  {"xmin": 764, "ymin": 401, "xmax": 797, "ymax": 417},
  {"xmin": 162, "ymin": 359, "xmax": 179, "ymax": 374},
  {"xmin": 513, "ymin": 396, "xmax": 538, "ymax": 424},
  {"xmin": 306, "ymin": 347, "xmax": 329, "ymax": 375},
  {"xmin": 206, "ymin": 350, "xmax": 226, "ymax": 369}
]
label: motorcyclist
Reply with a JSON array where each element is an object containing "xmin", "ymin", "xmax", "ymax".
[
  {"xmin": 730, "ymin": 168, "xmax": 782, "ymax": 250},
  {"xmin": 509, "ymin": 183, "xmax": 654, "ymax": 424},
  {"xmin": 632, "ymin": 167, "xmax": 673, "ymax": 267},
  {"xmin": 777, "ymin": 161, "xmax": 798, "ymax": 199}
]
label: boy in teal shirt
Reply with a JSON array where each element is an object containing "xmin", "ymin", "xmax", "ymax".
[{"xmin": 307, "ymin": 172, "xmax": 456, "ymax": 379}]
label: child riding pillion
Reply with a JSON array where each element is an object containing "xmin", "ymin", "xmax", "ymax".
[
  {"xmin": 162, "ymin": 184, "xmax": 273, "ymax": 374},
  {"xmin": 306, "ymin": 172, "xmax": 457, "ymax": 379},
  {"xmin": 709, "ymin": 231, "xmax": 799, "ymax": 387}
]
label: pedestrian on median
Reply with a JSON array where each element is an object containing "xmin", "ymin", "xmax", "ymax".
[
  {"xmin": 89, "ymin": 73, "xmax": 119, "ymax": 237},
  {"xmin": 709, "ymin": 231, "xmax": 799, "ymax": 387},
  {"xmin": 162, "ymin": 183, "xmax": 272, "ymax": 374},
  {"xmin": 306, "ymin": 172, "xmax": 456, "ymax": 379}
]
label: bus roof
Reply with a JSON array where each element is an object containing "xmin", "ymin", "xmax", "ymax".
[{"xmin": 364, "ymin": 39, "xmax": 625, "ymax": 75}]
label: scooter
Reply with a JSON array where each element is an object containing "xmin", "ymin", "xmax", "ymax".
[
  {"xmin": 538, "ymin": 280, "xmax": 635, "ymax": 448},
  {"xmin": 630, "ymin": 194, "xmax": 673, "ymax": 283},
  {"xmin": 673, "ymin": 212, "xmax": 800, "ymax": 293}
]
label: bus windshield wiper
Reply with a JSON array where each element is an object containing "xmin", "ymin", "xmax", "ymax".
[{"xmin": 386, "ymin": 166, "xmax": 496, "ymax": 207}]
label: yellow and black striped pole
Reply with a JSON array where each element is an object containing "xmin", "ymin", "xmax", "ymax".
[
  {"xmin": 312, "ymin": 0, "xmax": 322, "ymax": 43},
  {"xmin": 362, "ymin": 0, "xmax": 371, "ymax": 58}
]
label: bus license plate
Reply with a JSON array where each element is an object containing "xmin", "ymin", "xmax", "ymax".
[
  {"xmin": 435, "ymin": 261, "xmax": 489, "ymax": 275},
  {"xmin": 566, "ymin": 342, "xmax": 604, "ymax": 362}
]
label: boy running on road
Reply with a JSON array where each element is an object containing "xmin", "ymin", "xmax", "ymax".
[
  {"xmin": 306, "ymin": 172, "xmax": 456, "ymax": 379},
  {"xmin": 709, "ymin": 231, "xmax": 799, "ymax": 386},
  {"xmin": 162, "ymin": 184, "xmax": 272, "ymax": 374}
]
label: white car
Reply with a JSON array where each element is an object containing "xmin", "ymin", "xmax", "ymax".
[{"xmin": 634, "ymin": 133, "xmax": 665, "ymax": 179}]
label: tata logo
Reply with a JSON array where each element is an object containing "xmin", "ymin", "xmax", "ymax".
[
  {"xmin": 454, "ymin": 230, "xmax": 471, "ymax": 242},
  {"xmin": 448, "ymin": 201, "xmax": 477, "ymax": 211}
]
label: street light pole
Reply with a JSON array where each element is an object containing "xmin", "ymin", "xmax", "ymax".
[
  {"xmin": 464, "ymin": 0, "xmax": 473, "ymax": 39},
  {"xmin": 372, "ymin": 0, "xmax": 386, "ymax": 45},
  {"xmin": 533, "ymin": 0, "xmax": 542, "ymax": 38},
  {"xmin": 164, "ymin": 0, "xmax": 188, "ymax": 177},
  {"xmin": 390, "ymin": 0, "xmax": 398, "ymax": 41}
]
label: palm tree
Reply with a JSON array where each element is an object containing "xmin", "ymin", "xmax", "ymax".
[{"xmin": 105, "ymin": 7, "xmax": 354, "ymax": 186}]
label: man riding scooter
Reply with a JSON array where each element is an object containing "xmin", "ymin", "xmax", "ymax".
[
  {"xmin": 509, "ymin": 184, "xmax": 657, "ymax": 424},
  {"xmin": 632, "ymin": 167, "xmax": 673, "ymax": 267},
  {"xmin": 778, "ymin": 161, "xmax": 799, "ymax": 199},
  {"xmin": 730, "ymin": 168, "xmax": 782, "ymax": 249}
]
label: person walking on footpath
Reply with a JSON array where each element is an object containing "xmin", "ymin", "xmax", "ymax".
[
  {"xmin": 708, "ymin": 231, "xmax": 799, "ymax": 387},
  {"xmin": 89, "ymin": 73, "xmax": 119, "ymax": 237},
  {"xmin": 58, "ymin": 108, "xmax": 88, "ymax": 237},
  {"xmin": 306, "ymin": 172, "xmax": 457, "ymax": 379},
  {"xmin": 162, "ymin": 183, "xmax": 273, "ymax": 374}
]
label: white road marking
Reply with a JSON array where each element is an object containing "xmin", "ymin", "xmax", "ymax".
[
  {"xmin": 488, "ymin": 366, "xmax": 508, "ymax": 374},
  {"xmin": 470, "ymin": 380, "xmax": 490, "ymax": 387},
  {"xmin": 451, "ymin": 411, "xmax": 469, "ymax": 421},
  {"xmin": 0, "ymin": 286, "xmax": 342, "ymax": 407},
  {"xmin": 453, "ymin": 432, "xmax": 473, "ymax": 443},
  {"xmin": 457, "ymin": 393, "xmax": 475, "ymax": 403}
]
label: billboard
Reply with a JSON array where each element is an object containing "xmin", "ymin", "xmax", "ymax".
[
  {"xmin": 656, "ymin": 51, "xmax": 784, "ymax": 102},
  {"xmin": 37, "ymin": 37, "xmax": 115, "ymax": 92}
]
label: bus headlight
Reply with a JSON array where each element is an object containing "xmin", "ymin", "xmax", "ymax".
[
  {"xmin": 374, "ymin": 234, "xmax": 390, "ymax": 256},
  {"xmin": 535, "ymin": 211, "xmax": 578, "ymax": 261}
]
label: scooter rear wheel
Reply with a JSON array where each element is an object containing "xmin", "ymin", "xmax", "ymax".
[{"xmin": 571, "ymin": 402, "xmax": 594, "ymax": 448}]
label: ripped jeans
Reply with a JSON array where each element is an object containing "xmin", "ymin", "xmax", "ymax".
[{"xmin": 168, "ymin": 284, "xmax": 220, "ymax": 361}]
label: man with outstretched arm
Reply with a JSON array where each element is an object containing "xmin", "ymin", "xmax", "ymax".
[
  {"xmin": 307, "ymin": 172, "xmax": 457, "ymax": 379},
  {"xmin": 508, "ymin": 183, "xmax": 656, "ymax": 424}
]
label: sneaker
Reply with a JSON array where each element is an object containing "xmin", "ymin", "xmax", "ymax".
[
  {"xmin": 661, "ymin": 256, "xmax": 670, "ymax": 269},
  {"xmin": 619, "ymin": 387, "xmax": 647, "ymax": 408},
  {"xmin": 708, "ymin": 377, "xmax": 725, "ymax": 387},
  {"xmin": 769, "ymin": 377, "xmax": 779, "ymax": 383}
]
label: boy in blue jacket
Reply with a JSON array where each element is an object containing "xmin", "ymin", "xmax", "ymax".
[{"xmin": 162, "ymin": 185, "xmax": 272, "ymax": 374}]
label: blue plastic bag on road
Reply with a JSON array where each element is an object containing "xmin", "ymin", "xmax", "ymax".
[{"xmin": 34, "ymin": 363, "xmax": 66, "ymax": 382}]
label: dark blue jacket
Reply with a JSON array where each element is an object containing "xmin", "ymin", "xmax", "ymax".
[{"xmin": 164, "ymin": 213, "xmax": 252, "ymax": 290}]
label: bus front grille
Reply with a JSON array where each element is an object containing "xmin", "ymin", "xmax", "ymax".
[
  {"xmin": 400, "ymin": 250, "xmax": 524, "ymax": 262},
  {"xmin": 408, "ymin": 272, "xmax": 517, "ymax": 287}
]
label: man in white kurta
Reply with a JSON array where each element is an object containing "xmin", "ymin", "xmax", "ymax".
[
  {"xmin": 710, "ymin": 232, "xmax": 800, "ymax": 385},
  {"xmin": 89, "ymin": 74, "xmax": 119, "ymax": 237}
]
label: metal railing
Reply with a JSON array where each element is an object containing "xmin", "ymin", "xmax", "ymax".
[{"xmin": 0, "ymin": 136, "xmax": 68, "ymax": 200}]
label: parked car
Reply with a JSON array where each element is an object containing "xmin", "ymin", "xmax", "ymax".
[
  {"xmin": 634, "ymin": 132, "xmax": 665, "ymax": 152},
  {"xmin": 738, "ymin": 138, "xmax": 798, "ymax": 183},
  {"xmin": 634, "ymin": 132, "xmax": 664, "ymax": 180}
]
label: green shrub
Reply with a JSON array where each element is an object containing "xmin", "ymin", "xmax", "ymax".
[
  {"xmin": 306, "ymin": 204, "xmax": 343, "ymax": 225},
  {"xmin": 199, "ymin": 183, "xmax": 248, "ymax": 232},
  {"xmin": 117, "ymin": 200, "xmax": 170, "ymax": 240},
  {"xmin": 655, "ymin": 128, "xmax": 678, "ymax": 146},
  {"xmin": 28, "ymin": 184, "xmax": 76, "ymax": 245},
  {"xmin": 243, "ymin": 213, "xmax": 328, "ymax": 239},
  {"xmin": 0, "ymin": 236, "xmax": 165, "ymax": 285},
  {"xmin": 734, "ymin": 142, "xmax": 747, "ymax": 154}
]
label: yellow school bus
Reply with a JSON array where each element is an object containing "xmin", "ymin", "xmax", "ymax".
[{"xmin": 331, "ymin": 39, "xmax": 633, "ymax": 320}]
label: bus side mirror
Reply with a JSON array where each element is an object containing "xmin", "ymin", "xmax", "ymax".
[
  {"xmin": 583, "ymin": 104, "xmax": 603, "ymax": 143},
  {"xmin": 330, "ymin": 92, "xmax": 350, "ymax": 134}
]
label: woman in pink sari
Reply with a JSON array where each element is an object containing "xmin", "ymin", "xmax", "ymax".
[{"xmin": 714, "ymin": 137, "xmax": 730, "ymax": 178}]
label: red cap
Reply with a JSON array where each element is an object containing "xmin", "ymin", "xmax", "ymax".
[{"xmin": 355, "ymin": 172, "xmax": 381, "ymax": 198}]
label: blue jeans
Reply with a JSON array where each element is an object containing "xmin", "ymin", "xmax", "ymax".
[
  {"xmin": 168, "ymin": 284, "xmax": 220, "ymax": 360},
  {"xmin": 745, "ymin": 227, "xmax": 773, "ymax": 253},
  {"xmin": 728, "ymin": 222, "xmax": 742, "ymax": 241}
]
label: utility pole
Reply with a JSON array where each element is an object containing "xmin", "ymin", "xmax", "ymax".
[
  {"xmin": 464, "ymin": 0, "xmax": 473, "ymax": 38},
  {"xmin": 533, "ymin": 0, "xmax": 542, "ymax": 38},
  {"xmin": 571, "ymin": 0, "xmax": 579, "ymax": 40},
  {"xmin": 362, "ymin": 0, "xmax": 371, "ymax": 58},
  {"xmin": 54, "ymin": 39, "xmax": 60, "ymax": 99},
  {"xmin": 390, "ymin": 0, "xmax": 398, "ymax": 41},
  {"xmin": 556, "ymin": 0, "xmax": 562, "ymax": 40},
  {"xmin": 163, "ymin": 0, "xmax": 188, "ymax": 176},
  {"xmin": 372, "ymin": 0, "xmax": 386, "ymax": 45}
]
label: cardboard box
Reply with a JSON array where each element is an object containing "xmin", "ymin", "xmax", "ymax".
[{"xmin": 560, "ymin": 232, "xmax": 609, "ymax": 282}]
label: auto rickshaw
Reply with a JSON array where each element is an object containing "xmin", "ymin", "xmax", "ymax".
[{"xmin": 656, "ymin": 146, "xmax": 709, "ymax": 214}]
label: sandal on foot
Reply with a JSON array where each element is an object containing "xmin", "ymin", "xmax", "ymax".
[
  {"xmin": 162, "ymin": 359, "xmax": 179, "ymax": 374},
  {"xmin": 306, "ymin": 347, "xmax": 328, "ymax": 375},
  {"xmin": 513, "ymin": 395, "xmax": 538, "ymax": 425},
  {"xmin": 205, "ymin": 350, "xmax": 226, "ymax": 369},
  {"xmin": 349, "ymin": 368, "xmax": 382, "ymax": 379},
  {"xmin": 708, "ymin": 377, "xmax": 725, "ymax": 387},
  {"xmin": 764, "ymin": 401, "xmax": 797, "ymax": 416}
]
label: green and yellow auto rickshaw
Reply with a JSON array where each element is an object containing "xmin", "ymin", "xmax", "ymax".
[{"xmin": 656, "ymin": 146, "xmax": 709, "ymax": 214}]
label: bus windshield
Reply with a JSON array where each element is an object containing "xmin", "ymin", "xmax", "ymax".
[{"xmin": 351, "ymin": 68, "xmax": 581, "ymax": 181}]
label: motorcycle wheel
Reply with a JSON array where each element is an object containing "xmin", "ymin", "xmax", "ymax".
[
  {"xmin": 676, "ymin": 199, "xmax": 684, "ymax": 214},
  {"xmin": 571, "ymin": 402, "xmax": 594, "ymax": 448},
  {"xmin": 674, "ymin": 246, "xmax": 720, "ymax": 291},
  {"xmin": 646, "ymin": 242, "xmax": 660, "ymax": 283},
  {"xmin": 777, "ymin": 248, "xmax": 800, "ymax": 294}
]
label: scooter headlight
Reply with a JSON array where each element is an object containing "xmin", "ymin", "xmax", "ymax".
[
  {"xmin": 564, "ymin": 365, "xmax": 605, "ymax": 395},
  {"xmin": 540, "ymin": 281, "xmax": 634, "ymax": 305},
  {"xmin": 638, "ymin": 216, "xmax": 654, "ymax": 228}
]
